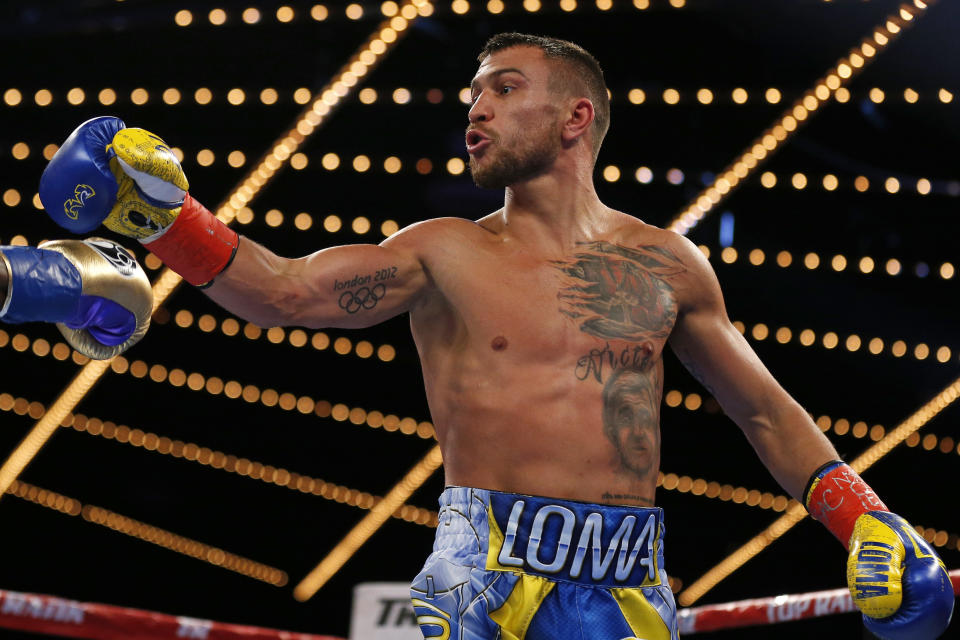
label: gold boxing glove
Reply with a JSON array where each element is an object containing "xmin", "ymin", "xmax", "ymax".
[{"xmin": 40, "ymin": 238, "xmax": 153, "ymax": 360}]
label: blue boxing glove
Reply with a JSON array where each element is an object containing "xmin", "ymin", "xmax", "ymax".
[
  {"xmin": 39, "ymin": 116, "xmax": 239, "ymax": 287},
  {"xmin": 0, "ymin": 238, "xmax": 153, "ymax": 359},
  {"xmin": 40, "ymin": 115, "xmax": 187, "ymax": 239},
  {"xmin": 850, "ymin": 511, "xmax": 954, "ymax": 640},
  {"xmin": 38, "ymin": 117, "xmax": 128, "ymax": 234},
  {"xmin": 806, "ymin": 461, "xmax": 954, "ymax": 639}
]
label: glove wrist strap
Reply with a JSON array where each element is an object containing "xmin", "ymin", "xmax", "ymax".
[
  {"xmin": 142, "ymin": 194, "xmax": 238, "ymax": 287},
  {"xmin": 804, "ymin": 461, "xmax": 888, "ymax": 549}
]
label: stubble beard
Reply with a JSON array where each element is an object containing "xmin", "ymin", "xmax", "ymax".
[{"xmin": 469, "ymin": 124, "xmax": 561, "ymax": 189}]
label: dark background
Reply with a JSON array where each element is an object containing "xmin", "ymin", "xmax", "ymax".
[{"xmin": 0, "ymin": 0, "xmax": 957, "ymax": 638}]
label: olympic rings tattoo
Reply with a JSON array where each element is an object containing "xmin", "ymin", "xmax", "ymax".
[{"xmin": 338, "ymin": 284, "xmax": 386, "ymax": 314}]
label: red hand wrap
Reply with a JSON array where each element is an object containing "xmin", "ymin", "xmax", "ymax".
[
  {"xmin": 804, "ymin": 461, "xmax": 888, "ymax": 549},
  {"xmin": 142, "ymin": 193, "xmax": 238, "ymax": 287}
]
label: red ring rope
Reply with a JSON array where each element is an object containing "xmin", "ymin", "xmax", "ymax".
[
  {"xmin": 0, "ymin": 589, "xmax": 344, "ymax": 640},
  {"xmin": 4, "ymin": 571, "xmax": 957, "ymax": 638},
  {"xmin": 678, "ymin": 569, "xmax": 960, "ymax": 634}
]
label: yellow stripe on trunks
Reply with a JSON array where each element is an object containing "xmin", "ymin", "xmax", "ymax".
[{"xmin": 488, "ymin": 574, "xmax": 556, "ymax": 640}]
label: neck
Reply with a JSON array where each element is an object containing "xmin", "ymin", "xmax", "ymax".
[{"xmin": 500, "ymin": 154, "xmax": 608, "ymax": 252}]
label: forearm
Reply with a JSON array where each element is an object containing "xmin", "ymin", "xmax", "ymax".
[
  {"xmin": 204, "ymin": 236, "xmax": 419, "ymax": 330},
  {"xmin": 205, "ymin": 236, "xmax": 317, "ymax": 329},
  {"xmin": 734, "ymin": 395, "xmax": 838, "ymax": 501}
]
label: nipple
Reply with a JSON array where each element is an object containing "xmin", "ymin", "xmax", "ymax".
[{"xmin": 491, "ymin": 335, "xmax": 508, "ymax": 351}]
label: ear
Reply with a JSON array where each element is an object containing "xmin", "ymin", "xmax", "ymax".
[{"xmin": 560, "ymin": 97, "xmax": 595, "ymax": 147}]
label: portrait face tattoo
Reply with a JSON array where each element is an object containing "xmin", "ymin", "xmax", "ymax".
[{"xmin": 602, "ymin": 367, "xmax": 660, "ymax": 478}]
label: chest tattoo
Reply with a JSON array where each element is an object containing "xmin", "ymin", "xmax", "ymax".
[
  {"xmin": 552, "ymin": 241, "xmax": 684, "ymax": 344},
  {"xmin": 552, "ymin": 241, "xmax": 685, "ymax": 484}
]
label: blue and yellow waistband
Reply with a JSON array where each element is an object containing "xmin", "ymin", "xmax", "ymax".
[{"xmin": 435, "ymin": 486, "xmax": 665, "ymax": 589}]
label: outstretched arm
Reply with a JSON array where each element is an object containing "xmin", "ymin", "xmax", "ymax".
[
  {"xmin": 205, "ymin": 227, "xmax": 429, "ymax": 330},
  {"xmin": 37, "ymin": 116, "xmax": 430, "ymax": 331},
  {"xmin": 665, "ymin": 236, "xmax": 836, "ymax": 500},
  {"xmin": 667, "ymin": 234, "xmax": 953, "ymax": 638}
]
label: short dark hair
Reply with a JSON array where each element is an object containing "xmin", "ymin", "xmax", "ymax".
[{"xmin": 478, "ymin": 33, "xmax": 610, "ymax": 160}]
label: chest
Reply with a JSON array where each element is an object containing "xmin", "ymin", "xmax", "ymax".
[{"xmin": 420, "ymin": 240, "xmax": 682, "ymax": 362}]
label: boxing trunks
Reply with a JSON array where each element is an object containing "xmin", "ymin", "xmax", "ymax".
[{"xmin": 410, "ymin": 487, "xmax": 679, "ymax": 639}]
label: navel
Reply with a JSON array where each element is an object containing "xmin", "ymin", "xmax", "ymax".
[{"xmin": 491, "ymin": 335, "xmax": 509, "ymax": 351}]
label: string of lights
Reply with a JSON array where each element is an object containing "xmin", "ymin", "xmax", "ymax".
[
  {"xmin": 0, "ymin": 393, "xmax": 438, "ymax": 527},
  {"xmin": 173, "ymin": 2, "xmax": 434, "ymax": 29},
  {"xmin": 653, "ymin": 472, "xmax": 959, "ymax": 553},
  {"xmin": 8, "ymin": 135, "xmax": 957, "ymax": 195},
  {"xmin": 668, "ymin": 0, "xmax": 935, "ymax": 235},
  {"xmin": 168, "ymin": 0, "xmax": 700, "ymax": 28},
  {"xmin": 0, "ymin": 328, "xmax": 435, "ymax": 439},
  {"xmin": 3, "ymin": 85, "xmax": 953, "ymax": 109},
  {"xmin": 678, "ymin": 370, "xmax": 960, "ymax": 606},
  {"xmin": 105, "ymin": 354, "xmax": 436, "ymax": 438},
  {"xmin": 154, "ymin": 308, "xmax": 399, "ymax": 364},
  {"xmin": 731, "ymin": 319, "xmax": 956, "ymax": 365},
  {"xmin": 704, "ymin": 245, "xmax": 957, "ymax": 281},
  {"xmin": 662, "ymin": 385, "xmax": 960, "ymax": 459},
  {"xmin": 0, "ymin": 0, "xmax": 430, "ymax": 499},
  {"xmin": 6, "ymin": 479, "xmax": 289, "ymax": 586},
  {"xmin": 163, "ymin": 0, "xmax": 893, "ymax": 25},
  {"xmin": 293, "ymin": 444, "xmax": 443, "ymax": 601}
]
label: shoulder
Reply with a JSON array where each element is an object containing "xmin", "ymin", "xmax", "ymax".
[
  {"xmin": 607, "ymin": 212, "xmax": 708, "ymax": 271},
  {"xmin": 610, "ymin": 214, "xmax": 721, "ymax": 310},
  {"xmin": 380, "ymin": 216, "xmax": 496, "ymax": 252}
]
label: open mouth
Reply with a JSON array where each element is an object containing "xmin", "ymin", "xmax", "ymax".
[{"xmin": 466, "ymin": 129, "xmax": 492, "ymax": 154}]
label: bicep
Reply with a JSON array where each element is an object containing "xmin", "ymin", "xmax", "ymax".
[
  {"xmin": 297, "ymin": 240, "xmax": 428, "ymax": 328},
  {"xmin": 667, "ymin": 236, "xmax": 788, "ymax": 420},
  {"xmin": 669, "ymin": 308, "xmax": 783, "ymax": 419},
  {"xmin": 207, "ymin": 234, "xmax": 428, "ymax": 329}
]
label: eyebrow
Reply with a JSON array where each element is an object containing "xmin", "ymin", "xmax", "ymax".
[{"xmin": 470, "ymin": 68, "xmax": 528, "ymax": 92}]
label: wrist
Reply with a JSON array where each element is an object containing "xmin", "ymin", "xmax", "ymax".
[
  {"xmin": 141, "ymin": 193, "xmax": 239, "ymax": 287},
  {"xmin": 0, "ymin": 246, "xmax": 81, "ymax": 323},
  {"xmin": 804, "ymin": 461, "xmax": 888, "ymax": 549}
]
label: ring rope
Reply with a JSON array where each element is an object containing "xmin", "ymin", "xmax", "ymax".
[
  {"xmin": 678, "ymin": 569, "xmax": 960, "ymax": 634},
  {"xmin": 0, "ymin": 587, "xmax": 343, "ymax": 640}
]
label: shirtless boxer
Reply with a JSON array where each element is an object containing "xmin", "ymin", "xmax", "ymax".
[{"xmin": 38, "ymin": 33, "xmax": 952, "ymax": 640}]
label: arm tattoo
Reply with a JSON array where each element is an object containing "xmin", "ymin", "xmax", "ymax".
[{"xmin": 332, "ymin": 266, "xmax": 398, "ymax": 314}]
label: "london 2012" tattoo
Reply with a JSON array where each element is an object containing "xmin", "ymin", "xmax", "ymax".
[{"xmin": 333, "ymin": 266, "xmax": 398, "ymax": 314}]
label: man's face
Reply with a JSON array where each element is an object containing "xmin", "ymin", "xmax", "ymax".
[{"xmin": 466, "ymin": 46, "xmax": 564, "ymax": 189}]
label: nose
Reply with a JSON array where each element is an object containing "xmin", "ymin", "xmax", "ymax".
[{"xmin": 468, "ymin": 91, "xmax": 491, "ymax": 123}]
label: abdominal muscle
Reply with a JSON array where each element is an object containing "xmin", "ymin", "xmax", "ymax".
[{"xmin": 422, "ymin": 349, "xmax": 663, "ymax": 508}]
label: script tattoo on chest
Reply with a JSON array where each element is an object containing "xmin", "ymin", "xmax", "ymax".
[{"xmin": 552, "ymin": 241, "xmax": 685, "ymax": 484}]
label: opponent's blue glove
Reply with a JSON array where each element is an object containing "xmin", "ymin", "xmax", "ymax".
[
  {"xmin": 806, "ymin": 461, "xmax": 954, "ymax": 639},
  {"xmin": 0, "ymin": 238, "xmax": 152, "ymax": 359}
]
